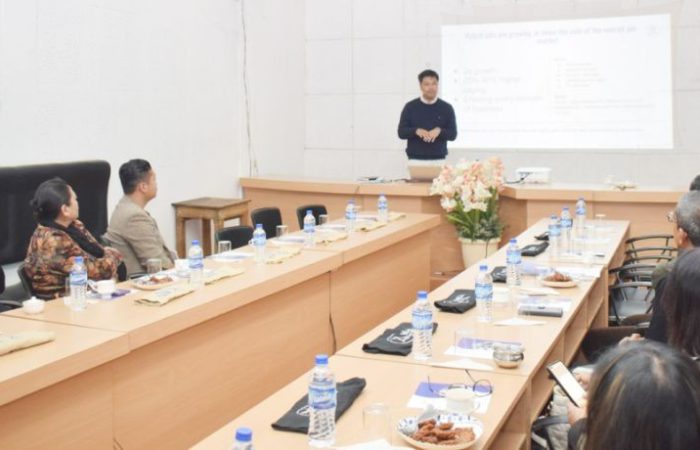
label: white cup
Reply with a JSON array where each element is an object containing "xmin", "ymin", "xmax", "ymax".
[
  {"xmin": 22, "ymin": 297, "xmax": 45, "ymax": 314},
  {"xmin": 444, "ymin": 387, "xmax": 476, "ymax": 414},
  {"xmin": 95, "ymin": 279, "xmax": 116, "ymax": 300}
]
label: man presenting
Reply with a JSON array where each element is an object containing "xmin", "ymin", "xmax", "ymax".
[
  {"xmin": 105, "ymin": 159, "xmax": 176, "ymax": 276},
  {"xmin": 397, "ymin": 69, "xmax": 457, "ymax": 162}
]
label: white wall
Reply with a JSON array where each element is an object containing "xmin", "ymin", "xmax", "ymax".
[
  {"xmin": 242, "ymin": 0, "xmax": 306, "ymax": 178},
  {"xmin": 0, "ymin": 0, "xmax": 243, "ymax": 251},
  {"xmin": 304, "ymin": 0, "xmax": 700, "ymax": 186}
]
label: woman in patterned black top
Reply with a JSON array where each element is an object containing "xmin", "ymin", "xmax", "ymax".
[{"xmin": 23, "ymin": 177, "xmax": 123, "ymax": 300}]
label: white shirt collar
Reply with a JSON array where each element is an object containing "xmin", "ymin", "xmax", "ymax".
[{"xmin": 420, "ymin": 96, "xmax": 438, "ymax": 105}]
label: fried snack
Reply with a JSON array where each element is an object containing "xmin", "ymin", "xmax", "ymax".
[
  {"xmin": 543, "ymin": 271, "xmax": 572, "ymax": 282},
  {"xmin": 410, "ymin": 419, "xmax": 475, "ymax": 445},
  {"xmin": 146, "ymin": 275, "xmax": 174, "ymax": 285}
]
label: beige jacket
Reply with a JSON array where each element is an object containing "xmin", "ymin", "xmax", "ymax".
[{"xmin": 105, "ymin": 196, "xmax": 175, "ymax": 276}]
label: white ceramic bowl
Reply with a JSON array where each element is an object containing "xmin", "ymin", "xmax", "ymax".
[{"xmin": 22, "ymin": 298, "xmax": 45, "ymax": 314}]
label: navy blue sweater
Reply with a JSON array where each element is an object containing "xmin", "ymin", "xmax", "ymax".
[{"xmin": 397, "ymin": 98, "xmax": 457, "ymax": 160}]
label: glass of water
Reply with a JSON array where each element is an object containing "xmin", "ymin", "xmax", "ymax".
[
  {"xmin": 218, "ymin": 240, "xmax": 232, "ymax": 254},
  {"xmin": 146, "ymin": 258, "xmax": 162, "ymax": 275}
]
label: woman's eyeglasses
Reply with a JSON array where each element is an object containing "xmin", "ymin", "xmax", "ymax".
[{"xmin": 426, "ymin": 369, "xmax": 493, "ymax": 397}]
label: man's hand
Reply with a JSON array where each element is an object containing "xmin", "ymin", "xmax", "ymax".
[
  {"xmin": 426, "ymin": 127, "xmax": 442, "ymax": 143},
  {"xmin": 415, "ymin": 128, "xmax": 430, "ymax": 141}
]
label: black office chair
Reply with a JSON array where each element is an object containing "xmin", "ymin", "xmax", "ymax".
[
  {"xmin": 609, "ymin": 281, "xmax": 655, "ymax": 326},
  {"xmin": 0, "ymin": 266, "xmax": 20, "ymax": 311},
  {"xmin": 296, "ymin": 204, "xmax": 328, "ymax": 229},
  {"xmin": 250, "ymin": 207, "xmax": 282, "ymax": 238},
  {"xmin": 17, "ymin": 263, "xmax": 34, "ymax": 300},
  {"xmin": 215, "ymin": 225, "xmax": 254, "ymax": 249}
]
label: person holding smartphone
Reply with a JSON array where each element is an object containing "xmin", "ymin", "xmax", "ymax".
[{"xmin": 565, "ymin": 341, "xmax": 700, "ymax": 450}]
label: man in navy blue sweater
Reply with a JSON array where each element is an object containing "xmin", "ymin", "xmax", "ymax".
[{"xmin": 397, "ymin": 70, "xmax": 457, "ymax": 161}]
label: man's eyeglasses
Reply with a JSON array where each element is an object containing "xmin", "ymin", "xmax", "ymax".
[{"xmin": 426, "ymin": 369, "xmax": 493, "ymax": 397}]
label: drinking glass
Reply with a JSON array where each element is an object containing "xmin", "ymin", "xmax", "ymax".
[
  {"xmin": 218, "ymin": 240, "xmax": 232, "ymax": 254},
  {"xmin": 146, "ymin": 258, "xmax": 162, "ymax": 275},
  {"xmin": 453, "ymin": 328, "xmax": 475, "ymax": 354},
  {"xmin": 276, "ymin": 225, "xmax": 288, "ymax": 238},
  {"xmin": 318, "ymin": 214, "xmax": 329, "ymax": 226},
  {"xmin": 363, "ymin": 403, "xmax": 391, "ymax": 441}
]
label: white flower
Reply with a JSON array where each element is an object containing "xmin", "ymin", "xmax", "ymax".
[{"xmin": 440, "ymin": 197, "xmax": 457, "ymax": 212}]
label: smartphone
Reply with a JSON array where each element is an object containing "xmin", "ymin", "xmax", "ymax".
[{"xmin": 547, "ymin": 360, "xmax": 587, "ymax": 407}]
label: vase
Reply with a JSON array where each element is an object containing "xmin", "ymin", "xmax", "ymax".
[{"xmin": 458, "ymin": 237, "xmax": 499, "ymax": 269}]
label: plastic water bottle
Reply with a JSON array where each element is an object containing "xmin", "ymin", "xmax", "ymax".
[
  {"xmin": 475, "ymin": 265, "xmax": 493, "ymax": 323},
  {"xmin": 308, "ymin": 354, "xmax": 336, "ymax": 448},
  {"xmin": 345, "ymin": 200, "xmax": 356, "ymax": 233},
  {"xmin": 231, "ymin": 427, "xmax": 253, "ymax": 450},
  {"xmin": 377, "ymin": 194, "xmax": 389, "ymax": 223},
  {"xmin": 252, "ymin": 224, "xmax": 266, "ymax": 264},
  {"xmin": 188, "ymin": 240, "xmax": 204, "ymax": 287},
  {"xmin": 560, "ymin": 207, "xmax": 573, "ymax": 254},
  {"xmin": 69, "ymin": 256, "xmax": 88, "ymax": 311},
  {"xmin": 575, "ymin": 197, "xmax": 587, "ymax": 238},
  {"xmin": 506, "ymin": 239, "xmax": 522, "ymax": 287},
  {"xmin": 548, "ymin": 214, "xmax": 561, "ymax": 260},
  {"xmin": 411, "ymin": 290, "xmax": 433, "ymax": 360},
  {"xmin": 303, "ymin": 210, "xmax": 316, "ymax": 248}
]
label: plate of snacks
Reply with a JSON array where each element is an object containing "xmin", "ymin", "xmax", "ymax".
[
  {"xmin": 396, "ymin": 413, "xmax": 482, "ymax": 449},
  {"xmin": 132, "ymin": 274, "xmax": 178, "ymax": 290},
  {"xmin": 539, "ymin": 271, "xmax": 577, "ymax": 288}
]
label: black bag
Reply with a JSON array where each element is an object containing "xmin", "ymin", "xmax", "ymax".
[
  {"xmin": 434, "ymin": 289, "xmax": 477, "ymax": 313},
  {"xmin": 522, "ymin": 242, "xmax": 549, "ymax": 257}
]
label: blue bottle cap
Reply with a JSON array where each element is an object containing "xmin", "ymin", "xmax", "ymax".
[
  {"xmin": 74, "ymin": 256, "xmax": 84, "ymax": 263},
  {"xmin": 562, "ymin": 207, "xmax": 569, "ymax": 210},
  {"xmin": 578, "ymin": 197, "xmax": 584, "ymax": 200},
  {"xmin": 192, "ymin": 240, "xmax": 199, "ymax": 245},
  {"xmin": 307, "ymin": 210, "xmax": 312, "ymax": 215},
  {"xmin": 550, "ymin": 214, "xmax": 558, "ymax": 219},
  {"xmin": 315, "ymin": 354, "xmax": 329, "ymax": 365},
  {"xmin": 479, "ymin": 264, "xmax": 488, "ymax": 271},
  {"xmin": 417, "ymin": 290, "xmax": 428, "ymax": 299},
  {"xmin": 235, "ymin": 427, "xmax": 252, "ymax": 442},
  {"xmin": 509, "ymin": 238, "xmax": 517, "ymax": 244},
  {"xmin": 255, "ymin": 223, "xmax": 263, "ymax": 229}
]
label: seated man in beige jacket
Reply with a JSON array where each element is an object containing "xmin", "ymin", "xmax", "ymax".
[{"xmin": 105, "ymin": 159, "xmax": 176, "ymax": 276}]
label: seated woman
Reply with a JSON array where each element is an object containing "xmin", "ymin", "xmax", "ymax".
[
  {"xmin": 572, "ymin": 341, "xmax": 700, "ymax": 449},
  {"xmin": 662, "ymin": 247, "xmax": 700, "ymax": 356},
  {"xmin": 24, "ymin": 178, "xmax": 123, "ymax": 300}
]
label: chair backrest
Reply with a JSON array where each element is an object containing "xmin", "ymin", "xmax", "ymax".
[
  {"xmin": 215, "ymin": 226, "xmax": 254, "ymax": 249},
  {"xmin": 0, "ymin": 160, "xmax": 111, "ymax": 265},
  {"xmin": 17, "ymin": 263, "xmax": 34, "ymax": 300},
  {"xmin": 296, "ymin": 204, "xmax": 328, "ymax": 229},
  {"xmin": 250, "ymin": 207, "xmax": 282, "ymax": 238}
]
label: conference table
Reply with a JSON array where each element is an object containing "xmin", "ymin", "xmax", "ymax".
[
  {"xmin": 241, "ymin": 176, "xmax": 677, "ymax": 286},
  {"xmin": 192, "ymin": 218, "xmax": 629, "ymax": 449},
  {"xmin": 0, "ymin": 212, "xmax": 438, "ymax": 449}
]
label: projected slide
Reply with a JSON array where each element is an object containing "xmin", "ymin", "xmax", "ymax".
[{"xmin": 442, "ymin": 15, "xmax": 672, "ymax": 149}]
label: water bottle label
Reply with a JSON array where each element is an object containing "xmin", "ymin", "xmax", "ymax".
[
  {"xmin": 70, "ymin": 271, "xmax": 87, "ymax": 285},
  {"xmin": 576, "ymin": 206, "xmax": 585, "ymax": 215},
  {"xmin": 189, "ymin": 257, "xmax": 203, "ymax": 270},
  {"xmin": 475, "ymin": 282, "xmax": 493, "ymax": 300},
  {"xmin": 304, "ymin": 223, "xmax": 315, "ymax": 234},
  {"xmin": 506, "ymin": 250, "xmax": 521, "ymax": 265},
  {"xmin": 561, "ymin": 218, "xmax": 572, "ymax": 228},
  {"xmin": 412, "ymin": 310, "xmax": 433, "ymax": 330},
  {"xmin": 309, "ymin": 386, "xmax": 337, "ymax": 410}
]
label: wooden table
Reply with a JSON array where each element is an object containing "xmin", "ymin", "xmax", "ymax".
[
  {"xmin": 0, "ymin": 316, "xmax": 128, "ymax": 449},
  {"xmin": 306, "ymin": 213, "xmax": 439, "ymax": 348},
  {"xmin": 241, "ymin": 176, "xmax": 680, "ymax": 286},
  {"xmin": 192, "ymin": 355, "xmax": 531, "ymax": 450},
  {"xmin": 172, "ymin": 197, "xmax": 251, "ymax": 256},
  {"xmin": 336, "ymin": 219, "xmax": 629, "ymax": 423},
  {"xmin": 2, "ymin": 213, "xmax": 439, "ymax": 449}
]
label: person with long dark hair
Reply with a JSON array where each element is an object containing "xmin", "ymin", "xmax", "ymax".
[
  {"xmin": 24, "ymin": 177, "xmax": 123, "ymax": 299},
  {"xmin": 575, "ymin": 341, "xmax": 700, "ymax": 450},
  {"xmin": 662, "ymin": 248, "xmax": 700, "ymax": 356}
]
